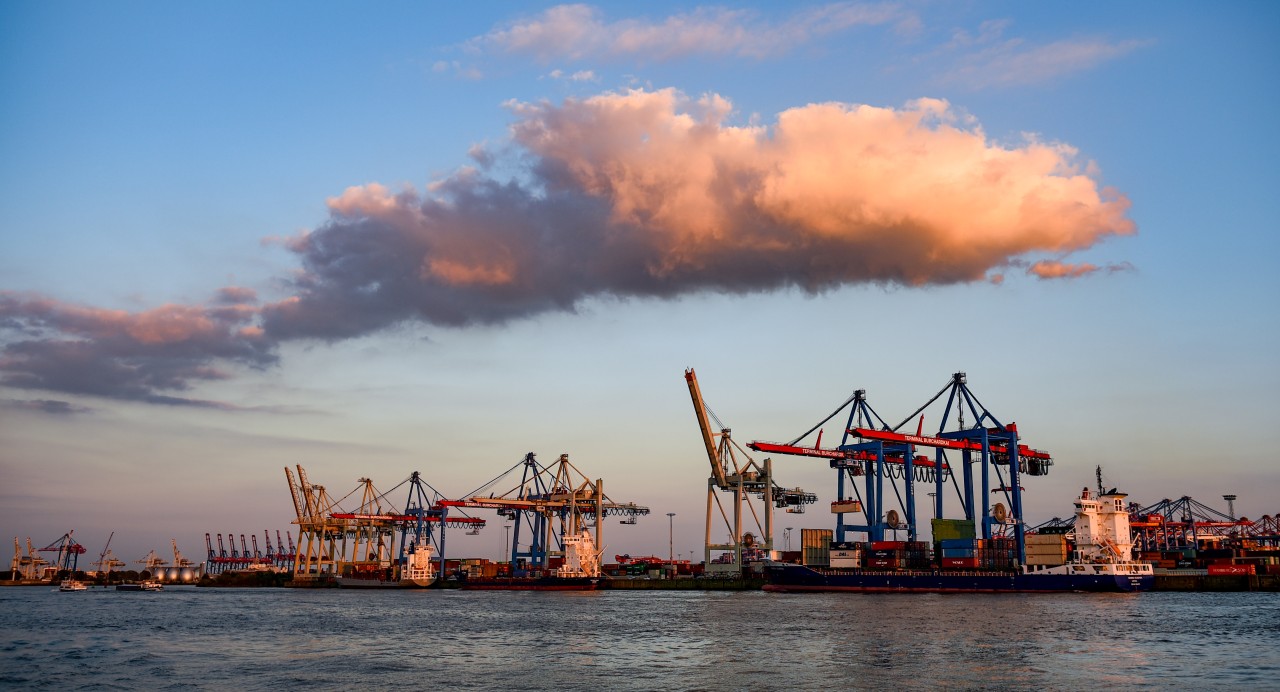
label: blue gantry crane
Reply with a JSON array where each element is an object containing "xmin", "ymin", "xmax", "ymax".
[
  {"xmin": 442, "ymin": 452, "xmax": 649, "ymax": 575},
  {"xmin": 751, "ymin": 372, "xmax": 1053, "ymax": 564}
]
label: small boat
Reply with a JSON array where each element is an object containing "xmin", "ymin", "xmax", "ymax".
[
  {"xmin": 116, "ymin": 579, "xmax": 164, "ymax": 592},
  {"xmin": 58, "ymin": 579, "xmax": 87, "ymax": 592}
]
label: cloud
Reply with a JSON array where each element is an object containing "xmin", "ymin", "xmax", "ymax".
[
  {"xmin": 0, "ymin": 291, "xmax": 275, "ymax": 407},
  {"xmin": 262, "ymin": 88, "xmax": 1134, "ymax": 342},
  {"xmin": 2, "ymin": 398, "xmax": 94, "ymax": 415},
  {"xmin": 937, "ymin": 20, "xmax": 1150, "ymax": 89},
  {"xmin": 547, "ymin": 69, "xmax": 599, "ymax": 83},
  {"xmin": 1028, "ymin": 260, "xmax": 1134, "ymax": 280},
  {"xmin": 471, "ymin": 3, "xmax": 907, "ymax": 63},
  {"xmin": 1, "ymin": 88, "xmax": 1135, "ymax": 406}
]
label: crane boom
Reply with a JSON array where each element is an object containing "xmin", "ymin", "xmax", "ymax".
[
  {"xmin": 284, "ymin": 467, "xmax": 306, "ymax": 521},
  {"xmin": 685, "ymin": 368, "xmax": 728, "ymax": 487}
]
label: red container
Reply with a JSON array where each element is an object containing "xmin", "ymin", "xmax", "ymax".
[
  {"xmin": 1208, "ymin": 564, "xmax": 1255, "ymax": 575},
  {"xmin": 871, "ymin": 541, "xmax": 905, "ymax": 550},
  {"xmin": 941, "ymin": 557, "xmax": 979, "ymax": 569},
  {"xmin": 866, "ymin": 557, "xmax": 898, "ymax": 569}
]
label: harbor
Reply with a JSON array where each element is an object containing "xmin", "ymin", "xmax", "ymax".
[{"xmin": 12, "ymin": 370, "xmax": 1274, "ymax": 594}]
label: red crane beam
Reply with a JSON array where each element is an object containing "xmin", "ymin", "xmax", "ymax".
[
  {"xmin": 329, "ymin": 512, "xmax": 485, "ymax": 525},
  {"xmin": 747, "ymin": 442, "xmax": 949, "ymax": 469},
  {"xmin": 849, "ymin": 427, "xmax": 1052, "ymax": 461}
]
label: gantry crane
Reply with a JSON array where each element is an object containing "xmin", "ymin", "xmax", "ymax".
[
  {"xmin": 286, "ymin": 465, "xmax": 342, "ymax": 580},
  {"xmin": 38, "ymin": 531, "xmax": 87, "ymax": 578},
  {"xmin": 752, "ymin": 372, "xmax": 1052, "ymax": 565},
  {"xmin": 9, "ymin": 538, "xmax": 42, "ymax": 582},
  {"xmin": 285, "ymin": 465, "xmax": 485, "ymax": 582},
  {"xmin": 686, "ymin": 369, "xmax": 817, "ymax": 574},
  {"xmin": 442, "ymin": 452, "xmax": 649, "ymax": 575}
]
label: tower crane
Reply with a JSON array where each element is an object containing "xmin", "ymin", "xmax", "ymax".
[
  {"xmin": 93, "ymin": 532, "xmax": 127, "ymax": 581},
  {"xmin": 686, "ymin": 368, "xmax": 817, "ymax": 574}
]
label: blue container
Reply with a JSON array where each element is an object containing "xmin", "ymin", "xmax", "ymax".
[
  {"xmin": 941, "ymin": 548, "xmax": 976, "ymax": 558},
  {"xmin": 939, "ymin": 539, "xmax": 979, "ymax": 549}
]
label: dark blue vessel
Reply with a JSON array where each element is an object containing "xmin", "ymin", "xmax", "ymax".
[{"xmin": 763, "ymin": 562, "xmax": 1153, "ymax": 593}]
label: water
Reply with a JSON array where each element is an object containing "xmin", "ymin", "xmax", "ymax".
[{"xmin": 2, "ymin": 586, "xmax": 1277, "ymax": 690}]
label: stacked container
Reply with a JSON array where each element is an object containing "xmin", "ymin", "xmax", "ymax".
[
  {"xmin": 1024, "ymin": 533, "xmax": 1069, "ymax": 566},
  {"xmin": 829, "ymin": 541, "xmax": 862, "ymax": 569},
  {"xmin": 983, "ymin": 538, "xmax": 1017, "ymax": 570},
  {"xmin": 902, "ymin": 541, "xmax": 931, "ymax": 569},
  {"xmin": 939, "ymin": 538, "xmax": 979, "ymax": 569},
  {"xmin": 866, "ymin": 540, "xmax": 902, "ymax": 569}
]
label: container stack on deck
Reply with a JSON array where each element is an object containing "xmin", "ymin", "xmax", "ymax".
[{"xmin": 1025, "ymin": 534, "xmax": 1069, "ymax": 567}]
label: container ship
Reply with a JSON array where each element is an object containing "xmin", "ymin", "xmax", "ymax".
[
  {"xmin": 764, "ymin": 487, "xmax": 1154, "ymax": 593},
  {"xmin": 460, "ymin": 529, "xmax": 602, "ymax": 591}
]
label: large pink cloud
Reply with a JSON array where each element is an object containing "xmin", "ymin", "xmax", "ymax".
[
  {"xmin": 2, "ymin": 89, "xmax": 1136, "ymax": 406},
  {"xmin": 263, "ymin": 88, "xmax": 1135, "ymax": 342}
]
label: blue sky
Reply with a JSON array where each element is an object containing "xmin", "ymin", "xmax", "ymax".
[{"xmin": 2, "ymin": 2, "xmax": 1277, "ymax": 563}]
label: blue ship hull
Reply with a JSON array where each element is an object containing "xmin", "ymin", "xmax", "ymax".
[{"xmin": 763, "ymin": 563, "xmax": 1152, "ymax": 593}]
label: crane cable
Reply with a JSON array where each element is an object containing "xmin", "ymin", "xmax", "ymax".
[
  {"xmin": 786, "ymin": 388, "xmax": 862, "ymax": 446},
  {"xmin": 890, "ymin": 377, "xmax": 954, "ymax": 433}
]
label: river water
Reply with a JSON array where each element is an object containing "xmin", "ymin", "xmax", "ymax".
[{"xmin": 2, "ymin": 586, "xmax": 1277, "ymax": 690}]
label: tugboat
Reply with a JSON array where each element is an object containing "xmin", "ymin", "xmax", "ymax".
[
  {"xmin": 58, "ymin": 579, "xmax": 87, "ymax": 592},
  {"xmin": 764, "ymin": 487, "xmax": 1154, "ymax": 593},
  {"xmin": 461, "ymin": 529, "xmax": 602, "ymax": 590}
]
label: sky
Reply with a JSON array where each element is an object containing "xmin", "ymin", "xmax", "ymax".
[{"xmin": 2, "ymin": 2, "xmax": 1277, "ymax": 566}]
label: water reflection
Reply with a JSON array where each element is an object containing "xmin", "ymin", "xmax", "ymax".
[{"xmin": 0, "ymin": 587, "xmax": 1276, "ymax": 689}]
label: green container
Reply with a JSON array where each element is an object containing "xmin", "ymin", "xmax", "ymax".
[{"xmin": 932, "ymin": 518, "xmax": 976, "ymax": 541}]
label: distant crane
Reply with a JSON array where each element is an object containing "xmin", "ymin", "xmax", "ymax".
[
  {"xmin": 9, "ymin": 538, "xmax": 44, "ymax": 581},
  {"xmin": 38, "ymin": 531, "xmax": 87, "ymax": 578},
  {"xmin": 286, "ymin": 465, "xmax": 486, "ymax": 582},
  {"xmin": 442, "ymin": 452, "xmax": 648, "ymax": 574},
  {"xmin": 92, "ymin": 532, "xmax": 127, "ymax": 581}
]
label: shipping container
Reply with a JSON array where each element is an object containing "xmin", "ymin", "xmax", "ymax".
[
  {"xmin": 802, "ymin": 528, "xmax": 834, "ymax": 567},
  {"xmin": 1025, "ymin": 554, "xmax": 1067, "ymax": 567},
  {"xmin": 941, "ymin": 557, "xmax": 979, "ymax": 569},
  {"xmin": 1207, "ymin": 564, "xmax": 1254, "ymax": 575},
  {"xmin": 866, "ymin": 557, "xmax": 898, "ymax": 569},
  {"xmin": 931, "ymin": 518, "xmax": 976, "ymax": 541},
  {"xmin": 871, "ymin": 541, "xmax": 905, "ymax": 550}
]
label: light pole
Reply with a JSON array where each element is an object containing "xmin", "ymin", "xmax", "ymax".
[{"xmin": 667, "ymin": 513, "xmax": 676, "ymax": 567}]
